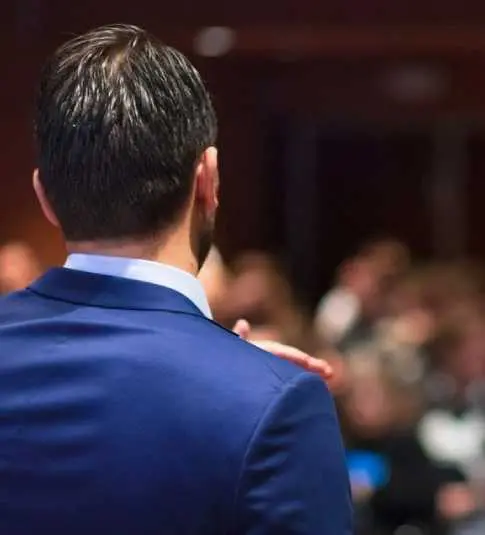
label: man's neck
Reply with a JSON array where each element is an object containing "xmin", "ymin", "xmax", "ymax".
[{"xmin": 66, "ymin": 235, "xmax": 199, "ymax": 277}]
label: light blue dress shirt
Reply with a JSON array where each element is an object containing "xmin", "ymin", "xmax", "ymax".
[{"xmin": 64, "ymin": 253, "xmax": 212, "ymax": 318}]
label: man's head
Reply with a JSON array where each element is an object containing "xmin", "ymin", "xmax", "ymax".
[{"xmin": 34, "ymin": 24, "xmax": 218, "ymax": 270}]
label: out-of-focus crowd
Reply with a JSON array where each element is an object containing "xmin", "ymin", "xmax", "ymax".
[{"xmin": 3, "ymin": 239, "xmax": 485, "ymax": 535}]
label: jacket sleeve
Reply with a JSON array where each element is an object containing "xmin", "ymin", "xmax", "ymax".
[{"xmin": 233, "ymin": 372, "xmax": 353, "ymax": 535}]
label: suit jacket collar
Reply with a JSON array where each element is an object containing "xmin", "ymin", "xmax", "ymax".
[
  {"xmin": 64, "ymin": 253, "xmax": 212, "ymax": 318},
  {"xmin": 29, "ymin": 268, "xmax": 209, "ymax": 318}
]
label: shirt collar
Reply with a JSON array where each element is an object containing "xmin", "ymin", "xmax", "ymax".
[{"xmin": 64, "ymin": 253, "xmax": 212, "ymax": 318}]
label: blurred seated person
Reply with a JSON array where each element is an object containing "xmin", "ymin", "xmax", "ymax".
[
  {"xmin": 420, "ymin": 305, "xmax": 485, "ymax": 476},
  {"xmin": 223, "ymin": 252, "xmax": 312, "ymax": 348},
  {"xmin": 0, "ymin": 242, "xmax": 41, "ymax": 294},
  {"xmin": 315, "ymin": 238, "xmax": 410, "ymax": 352},
  {"xmin": 341, "ymin": 345, "xmax": 470, "ymax": 535}
]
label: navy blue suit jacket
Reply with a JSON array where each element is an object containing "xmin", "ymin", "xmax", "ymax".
[{"xmin": 0, "ymin": 268, "xmax": 352, "ymax": 534}]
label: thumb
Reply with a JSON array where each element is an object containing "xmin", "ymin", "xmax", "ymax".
[{"xmin": 233, "ymin": 319, "xmax": 251, "ymax": 340}]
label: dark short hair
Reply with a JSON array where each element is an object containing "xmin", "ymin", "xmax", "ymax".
[{"xmin": 35, "ymin": 24, "xmax": 217, "ymax": 241}]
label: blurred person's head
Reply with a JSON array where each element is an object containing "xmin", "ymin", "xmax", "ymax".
[
  {"xmin": 420, "ymin": 262, "xmax": 485, "ymax": 319},
  {"xmin": 379, "ymin": 270, "xmax": 437, "ymax": 347},
  {"xmin": 360, "ymin": 238, "xmax": 410, "ymax": 314},
  {"xmin": 0, "ymin": 242, "xmax": 41, "ymax": 293},
  {"xmin": 230, "ymin": 253, "xmax": 287, "ymax": 314},
  {"xmin": 342, "ymin": 345, "xmax": 425, "ymax": 439},
  {"xmin": 385, "ymin": 268, "xmax": 426, "ymax": 315},
  {"xmin": 336, "ymin": 256, "xmax": 387, "ymax": 321},
  {"xmin": 359, "ymin": 237, "xmax": 410, "ymax": 279},
  {"xmin": 430, "ymin": 306, "xmax": 485, "ymax": 393},
  {"xmin": 34, "ymin": 24, "xmax": 218, "ymax": 274},
  {"xmin": 227, "ymin": 252, "xmax": 308, "ymax": 346}
]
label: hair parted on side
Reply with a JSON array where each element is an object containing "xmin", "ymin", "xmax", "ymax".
[{"xmin": 35, "ymin": 24, "xmax": 217, "ymax": 241}]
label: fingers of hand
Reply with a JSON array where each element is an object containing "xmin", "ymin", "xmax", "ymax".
[
  {"xmin": 232, "ymin": 327, "xmax": 334, "ymax": 381},
  {"xmin": 253, "ymin": 341, "xmax": 334, "ymax": 379},
  {"xmin": 232, "ymin": 319, "xmax": 251, "ymax": 340}
]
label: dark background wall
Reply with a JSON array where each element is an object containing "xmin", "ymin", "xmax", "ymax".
[{"xmin": 4, "ymin": 0, "xmax": 485, "ymax": 301}]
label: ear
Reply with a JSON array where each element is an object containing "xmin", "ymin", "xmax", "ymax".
[
  {"xmin": 32, "ymin": 169, "xmax": 60, "ymax": 228},
  {"xmin": 194, "ymin": 147, "xmax": 219, "ymax": 217}
]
